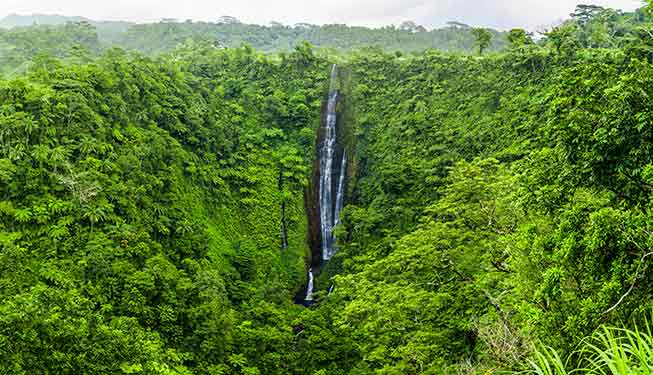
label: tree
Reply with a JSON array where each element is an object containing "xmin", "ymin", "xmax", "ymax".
[
  {"xmin": 645, "ymin": 0, "xmax": 653, "ymax": 18},
  {"xmin": 446, "ymin": 21, "xmax": 470, "ymax": 29},
  {"xmin": 472, "ymin": 27, "xmax": 493, "ymax": 55},
  {"xmin": 545, "ymin": 21, "xmax": 580, "ymax": 56},
  {"xmin": 571, "ymin": 4, "xmax": 606, "ymax": 26},
  {"xmin": 507, "ymin": 28, "xmax": 533, "ymax": 49},
  {"xmin": 399, "ymin": 20, "xmax": 425, "ymax": 33},
  {"xmin": 218, "ymin": 16, "xmax": 240, "ymax": 24}
]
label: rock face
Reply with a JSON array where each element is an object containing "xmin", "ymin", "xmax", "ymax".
[
  {"xmin": 319, "ymin": 64, "xmax": 346, "ymax": 262},
  {"xmin": 302, "ymin": 64, "xmax": 348, "ymax": 305}
]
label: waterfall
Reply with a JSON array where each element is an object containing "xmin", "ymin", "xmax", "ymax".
[
  {"xmin": 323, "ymin": 151, "xmax": 347, "ymax": 260},
  {"xmin": 304, "ymin": 268, "xmax": 314, "ymax": 303},
  {"xmin": 301, "ymin": 64, "xmax": 347, "ymax": 306},
  {"xmin": 334, "ymin": 151, "xmax": 347, "ymax": 228},
  {"xmin": 319, "ymin": 64, "xmax": 340, "ymax": 261}
]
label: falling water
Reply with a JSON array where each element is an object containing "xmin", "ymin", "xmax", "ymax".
[
  {"xmin": 304, "ymin": 268, "xmax": 314, "ymax": 303},
  {"xmin": 303, "ymin": 64, "xmax": 346, "ymax": 306},
  {"xmin": 334, "ymin": 151, "xmax": 347, "ymax": 228},
  {"xmin": 322, "ymin": 151, "xmax": 347, "ymax": 260},
  {"xmin": 320, "ymin": 64, "xmax": 340, "ymax": 261}
]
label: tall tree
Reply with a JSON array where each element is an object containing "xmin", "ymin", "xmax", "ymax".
[
  {"xmin": 472, "ymin": 27, "xmax": 493, "ymax": 55},
  {"xmin": 507, "ymin": 28, "xmax": 533, "ymax": 49}
]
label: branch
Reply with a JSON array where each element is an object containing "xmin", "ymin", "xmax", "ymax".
[
  {"xmin": 482, "ymin": 289, "xmax": 512, "ymax": 321},
  {"xmin": 491, "ymin": 260, "xmax": 512, "ymax": 273},
  {"xmin": 603, "ymin": 251, "xmax": 653, "ymax": 315}
]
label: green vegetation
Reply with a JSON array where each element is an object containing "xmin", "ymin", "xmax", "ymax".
[
  {"xmin": 524, "ymin": 324, "xmax": 653, "ymax": 375},
  {"xmin": 110, "ymin": 21, "xmax": 507, "ymax": 55},
  {"xmin": 0, "ymin": 44, "xmax": 328, "ymax": 374},
  {"xmin": 0, "ymin": 13, "xmax": 508, "ymax": 58},
  {"xmin": 0, "ymin": 13, "xmax": 91, "ymax": 28},
  {"xmin": 0, "ymin": 22, "xmax": 100, "ymax": 76},
  {"xmin": 1, "ymin": 3, "xmax": 653, "ymax": 374},
  {"xmin": 472, "ymin": 27, "xmax": 493, "ymax": 55}
]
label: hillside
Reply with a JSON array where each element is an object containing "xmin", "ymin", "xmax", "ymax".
[
  {"xmin": 0, "ymin": 44, "xmax": 327, "ymax": 374},
  {"xmin": 0, "ymin": 13, "xmax": 90, "ymax": 28},
  {"xmin": 0, "ymin": 13, "xmax": 508, "ymax": 55},
  {"xmin": 109, "ymin": 21, "xmax": 508, "ymax": 54}
]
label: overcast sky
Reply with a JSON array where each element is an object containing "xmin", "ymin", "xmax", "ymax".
[{"xmin": 0, "ymin": 0, "xmax": 644, "ymax": 30}]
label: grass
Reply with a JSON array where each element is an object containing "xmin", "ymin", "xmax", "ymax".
[{"xmin": 519, "ymin": 323, "xmax": 653, "ymax": 374}]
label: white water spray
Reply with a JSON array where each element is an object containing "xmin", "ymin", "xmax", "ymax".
[
  {"xmin": 305, "ymin": 268, "xmax": 314, "ymax": 302},
  {"xmin": 319, "ymin": 64, "xmax": 345, "ymax": 261}
]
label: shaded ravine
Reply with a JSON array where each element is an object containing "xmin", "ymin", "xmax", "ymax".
[
  {"xmin": 320, "ymin": 64, "xmax": 345, "ymax": 262},
  {"xmin": 300, "ymin": 64, "xmax": 348, "ymax": 305}
]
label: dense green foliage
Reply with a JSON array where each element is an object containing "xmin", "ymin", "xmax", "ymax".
[
  {"xmin": 521, "ymin": 324, "xmax": 653, "ymax": 375},
  {"xmin": 3, "ymin": 3, "xmax": 653, "ymax": 374},
  {"xmin": 301, "ymin": 5, "xmax": 653, "ymax": 373},
  {"xmin": 110, "ymin": 21, "xmax": 507, "ymax": 55},
  {"xmin": 0, "ymin": 13, "xmax": 135, "ymax": 43},
  {"xmin": 0, "ymin": 14, "xmax": 93, "ymax": 28},
  {"xmin": 0, "ymin": 44, "xmax": 330, "ymax": 374},
  {"xmin": 0, "ymin": 22, "xmax": 100, "ymax": 76},
  {"xmin": 0, "ymin": 14, "xmax": 508, "ymax": 59}
]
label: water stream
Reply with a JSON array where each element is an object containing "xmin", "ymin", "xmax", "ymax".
[
  {"xmin": 319, "ymin": 64, "xmax": 346, "ymax": 262},
  {"xmin": 304, "ymin": 64, "xmax": 347, "ymax": 305}
]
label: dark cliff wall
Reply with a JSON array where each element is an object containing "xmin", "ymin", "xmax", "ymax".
[{"xmin": 303, "ymin": 66, "xmax": 356, "ymax": 297}]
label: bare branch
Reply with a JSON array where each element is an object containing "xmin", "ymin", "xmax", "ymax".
[{"xmin": 603, "ymin": 251, "xmax": 653, "ymax": 315}]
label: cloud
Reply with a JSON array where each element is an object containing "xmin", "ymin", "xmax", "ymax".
[
  {"xmin": 0, "ymin": 0, "xmax": 644, "ymax": 29},
  {"xmin": 407, "ymin": 0, "xmax": 643, "ymax": 29}
]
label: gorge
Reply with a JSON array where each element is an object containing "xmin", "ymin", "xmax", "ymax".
[
  {"xmin": 2, "ymin": 7, "xmax": 653, "ymax": 373},
  {"xmin": 304, "ymin": 64, "xmax": 348, "ymax": 305}
]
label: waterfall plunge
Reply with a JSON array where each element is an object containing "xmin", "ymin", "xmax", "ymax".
[
  {"xmin": 334, "ymin": 151, "xmax": 347, "ymax": 229},
  {"xmin": 303, "ymin": 64, "xmax": 347, "ymax": 305},
  {"xmin": 304, "ymin": 268, "xmax": 314, "ymax": 303},
  {"xmin": 319, "ymin": 64, "xmax": 346, "ymax": 262}
]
